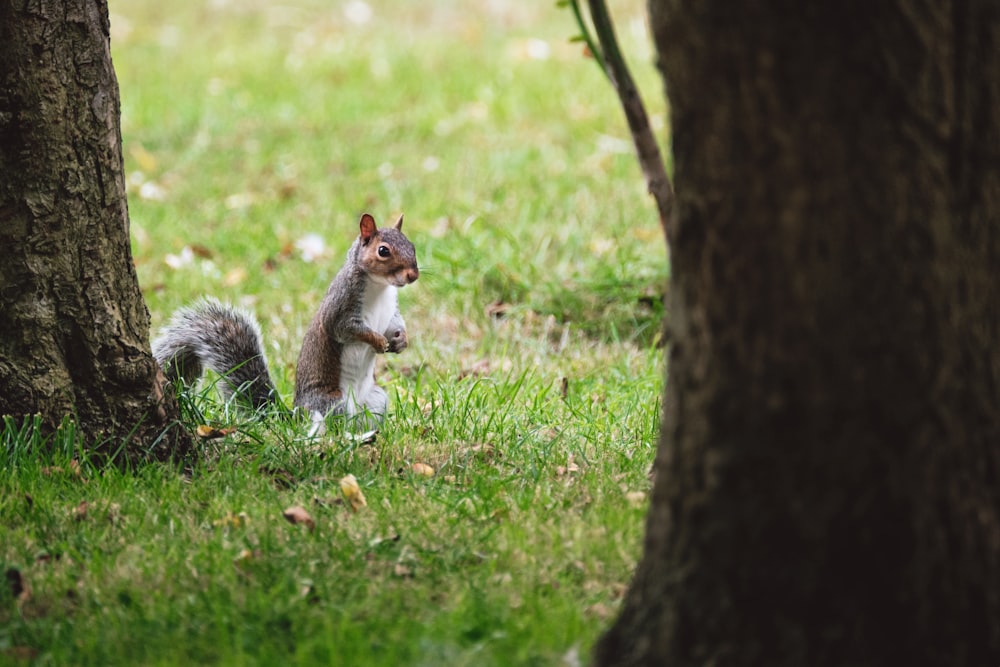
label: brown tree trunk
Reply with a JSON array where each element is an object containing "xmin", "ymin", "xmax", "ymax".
[
  {"xmin": 596, "ymin": 1, "xmax": 1000, "ymax": 665},
  {"xmin": 0, "ymin": 0, "xmax": 191, "ymax": 460}
]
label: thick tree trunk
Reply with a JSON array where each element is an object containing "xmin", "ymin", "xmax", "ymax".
[
  {"xmin": 596, "ymin": 1, "xmax": 1000, "ymax": 665},
  {"xmin": 0, "ymin": 0, "xmax": 191, "ymax": 460}
]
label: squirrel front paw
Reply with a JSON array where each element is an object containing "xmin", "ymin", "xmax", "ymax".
[
  {"xmin": 365, "ymin": 332, "xmax": 390, "ymax": 353},
  {"xmin": 386, "ymin": 328, "xmax": 408, "ymax": 353}
]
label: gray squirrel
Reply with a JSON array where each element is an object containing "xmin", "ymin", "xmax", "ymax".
[{"xmin": 152, "ymin": 213, "xmax": 419, "ymax": 432}]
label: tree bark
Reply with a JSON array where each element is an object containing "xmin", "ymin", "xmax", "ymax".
[
  {"xmin": 596, "ymin": 1, "xmax": 1000, "ymax": 665},
  {"xmin": 0, "ymin": 0, "xmax": 191, "ymax": 460}
]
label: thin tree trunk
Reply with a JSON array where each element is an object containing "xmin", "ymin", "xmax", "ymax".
[
  {"xmin": 596, "ymin": 1, "xmax": 1000, "ymax": 664},
  {"xmin": 0, "ymin": 0, "xmax": 191, "ymax": 460}
]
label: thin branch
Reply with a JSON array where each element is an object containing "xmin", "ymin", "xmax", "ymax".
[
  {"xmin": 569, "ymin": 0, "xmax": 676, "ymax": 245},
  {"xmin": 564, "ymin": 0, "xmax": 609, "ymax": 82}
]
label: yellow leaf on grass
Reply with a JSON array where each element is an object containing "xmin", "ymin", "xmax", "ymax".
[
  {"xmin": 339, "ymin": 474, "xmax": 367, "ymax": 511},
  {"xmin": 196, "ymin": 424, "xmax": 237, "ymax": 439},
  {"xmin": 213, "ymin": 511, "xmax": 248, "ymax": 528},
  {"xmin": 411, "ymin": 463, "xmax": 435, "ymax": 477}
]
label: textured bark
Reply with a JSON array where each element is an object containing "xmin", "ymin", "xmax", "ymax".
[
  {"xmin": 596, "ymin": 1, "xmax": 1000, "ymax": 665},
  {"xmin": 0, "ymin": 0, "xmax": 191, "ymax": 460}
]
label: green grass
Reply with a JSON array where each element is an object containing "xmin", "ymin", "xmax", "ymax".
[{"xmin": 2, "ymin": 0, "xmax": 666, "ymax": 664}]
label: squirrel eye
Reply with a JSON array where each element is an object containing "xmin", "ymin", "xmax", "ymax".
[{"xmin": 377, "ymin": 245, "xmax": 391, "ymax": 258}]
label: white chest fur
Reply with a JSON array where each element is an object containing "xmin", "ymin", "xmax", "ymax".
[
  {"xmin": 337, "ymin": 280, "xmax": 398, "ymax": 412},
  {"xmin": 361, "ymin": 280, "xmax": 398, "ymax": 333}
]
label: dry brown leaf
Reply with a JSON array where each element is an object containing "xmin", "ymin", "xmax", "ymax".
[
  {"xmin": 41, "ymin": 459, "xmax": 86, "ymax": 481},
  {"xmin": 393, "ymin": 563, "xmax": 414, "ymax": 578},
  {"xmin": 72, "ymin": 501, "xmax": 89, "ymax": 522},
  {"xmin": 282, "ymin": 505, "xmax": 316, "ymax": 531},
  {"xmin": 339, "ymin": 474, "xmax": 367, "ymax": 511},
  {"xmin": 189, "ymin": 244, "xmax": 213, "ymax": 259},
  {"xmin": 556, "ymin": 454, "xmax": 581, "ymax": 477}
]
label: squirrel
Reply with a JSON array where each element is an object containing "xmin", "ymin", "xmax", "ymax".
[{"xmin": 152, "ymin": 212, "xmax": 419, "ymax": 433}]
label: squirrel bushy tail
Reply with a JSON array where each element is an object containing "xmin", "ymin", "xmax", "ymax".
[{"xmin": 152, "ymin": 297, "xmax": 278, "ymax": 409}]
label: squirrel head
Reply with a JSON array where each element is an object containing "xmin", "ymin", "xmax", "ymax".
[{"xmin": 357, "ymin": 213, "xmax": 419, "ymax": 287}]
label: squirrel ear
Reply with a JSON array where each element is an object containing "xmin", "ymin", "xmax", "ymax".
[
  {"xmin": 359, "ymin": 214, "xmax": 377, "ymax": 243},
  {"xmin": 393, "ymin": 214, "xmax": 404, "ymax": 230}
]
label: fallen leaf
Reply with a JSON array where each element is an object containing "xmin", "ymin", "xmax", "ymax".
[
  {"xmin": 282, "ymin": 506, "xmax": 315, "ymax": 531},
  {"xmin": 41, "ymin": 459, "xmax": 86, "ymax": 481},
  {"xmin": 196, "ymin": 424, "xmax": 236, "ymax": 439},
  {"xmin": 556, "ymin": 454, "xmax": 581, "ymax": 477},
  {"xmin": 410, "ymin": 462, "xmax": 435, "ymax": 477},
  {"xmin": 189, "ymin": 244, "xmax": 213, "ymax": 259},
  {"xmin": 393, "ymin": 563, "xmax": 413, "ymax": 578},
  {"xmin": 339, "ymin": 474, "xmax": 367, "ymax": 511},
  {"xmin": 72, "ymin": 500, "xmax": 89, "ymax": 521},
  {"xmin": 213, "ymin": 511, "xmax": 248, "ymax": 528}
]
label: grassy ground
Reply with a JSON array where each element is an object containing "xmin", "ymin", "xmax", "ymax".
[{"xmin": 1, "ymin": 0, "xmax": 667, "ymax": 664}]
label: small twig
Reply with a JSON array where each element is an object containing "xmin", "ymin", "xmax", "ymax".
[
  {"xmin": 566, "ymin": 0, "xmax": 676, "ymax": 245},
  {"xmin": 564, "ymin": 0, "xmax": 608, "ymax": 82}
]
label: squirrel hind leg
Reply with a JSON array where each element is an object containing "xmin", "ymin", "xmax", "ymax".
[{"xmin": 345, "ymin": 385, "xmax": 388, "ymax": 433}]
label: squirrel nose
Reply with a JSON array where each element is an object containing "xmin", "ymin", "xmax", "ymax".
[{"xmin": 405, "ymin": 268, "xmax": 419, "ymax": 284}]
